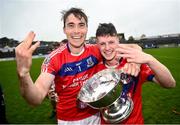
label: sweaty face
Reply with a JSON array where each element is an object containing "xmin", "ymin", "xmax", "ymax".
[
  {"xmin": 63, "ymin": 14, "xmax": 88, "ymax": 49},
  {"xmin": 97, "ymin": 35, "xmax": 119, "ymax": 61}
]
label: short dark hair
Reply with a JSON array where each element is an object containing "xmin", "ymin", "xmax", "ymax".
[
  {"xmin": 61, "ymin": 7, "xmax": 88, "ymax": 28},
  {"xmin": 96, "ymin": 23, "xmax": 117, "ymax": 37}
]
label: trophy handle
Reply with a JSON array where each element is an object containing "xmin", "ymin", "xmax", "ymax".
[
  {"xmin": 116, "ymin": 69, "xmax": 130, "ymax": 84},
  {"xmin": 76, "ymin": 99, "xmax": 88, "ymax": 109}
]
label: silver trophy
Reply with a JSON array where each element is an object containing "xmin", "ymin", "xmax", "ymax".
[{"xmin": 77, "ymin": 69, "xmax": 134, "ymax": 123}]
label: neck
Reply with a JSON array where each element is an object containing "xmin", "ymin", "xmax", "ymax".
[
  {"xmin": 68, "ymin": 44, "xmax": 85, "ymax": 56},
  {"xmin": 105, "ymin": 59, "xmax": 119, "ymax": 68}
]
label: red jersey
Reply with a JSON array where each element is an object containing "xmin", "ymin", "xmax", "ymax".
[
  {"xmin": 41, "ymin": 44, "xmax": 102, "ymax": 121},
  {"xmin": 96, "ymin": 58, "xmax": 154, "ymax": 124}
]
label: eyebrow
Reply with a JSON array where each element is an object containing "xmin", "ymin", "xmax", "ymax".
[
  {"xmin": 66, "ymin": 22, "xmax": 85, "ymax": 25},
  {"xmin": 67, "ymin": 22, "xmax": 74, "ymax": 25},
  {"xmin": 79, "ymin": 22, "xmax": 85, "ymax": 25}
]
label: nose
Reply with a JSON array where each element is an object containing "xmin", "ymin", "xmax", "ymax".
[
  {"xmin": 105, "ymin": 44, "xmax": 110, "ymax": 50},
  {"xmin": 74, "ymin": 26, "xmax": 80, "ymax": 34}
]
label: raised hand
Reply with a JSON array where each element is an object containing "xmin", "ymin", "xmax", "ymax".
[
  {"xmin": 15, "ymin": 31, "xmax": 40, "ymax": 77},
  {"xmin": 115, "ymin": 44, "xmax": 146, "ymax": 76},
  {"xmin": 121, "ymin": 63, "xmax": 140, "ymax": 77},
  {"xmin": 116, "ymin": 44, "xmax": 151, "ymax": 64}
]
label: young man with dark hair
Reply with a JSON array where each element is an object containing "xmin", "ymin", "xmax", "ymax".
[{"xmin": 95, "ymin": 23, "xmax": 176, "ymax": 124}]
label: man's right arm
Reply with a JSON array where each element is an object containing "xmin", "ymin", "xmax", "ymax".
[
  {"xmin": 18, "ymin": 72, "xmax": 54, "ymax": 106},
  {"xmin": 15, "ymin": 31, "xmax": 54, "ymax": 106}
]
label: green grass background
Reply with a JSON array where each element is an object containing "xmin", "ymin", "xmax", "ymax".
[{"xmin": 0, "ymin": 47, "xmax": 179, "ymax": 124}]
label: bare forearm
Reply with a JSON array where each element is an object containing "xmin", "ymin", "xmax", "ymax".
[
  {"xmin": 18, "ymin": 73, "xmax": 44, "ymax": 106},
  {"xmin": 147, "ymin": 55, "xmax": 176, "ymax": 88},
  {"xmin": 116, "ymin": 45, "xmax": 176, "ymax": 88},
  {"xmin": 15, "ymin": 32, "xmax": 47, "ymax": 106}
]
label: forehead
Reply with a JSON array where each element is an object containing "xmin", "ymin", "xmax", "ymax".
[
  {"xmin": 97, "ymin": 35, "xmax": 118, "ymax": 43},
  {"xmin": 65, "ymin": 14, "xmax": 86, "ymax": 24}
]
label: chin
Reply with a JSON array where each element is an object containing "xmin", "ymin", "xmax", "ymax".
[
  {"xmin": 74, "ymin": 43, "xmax": 85, "ymax": 48},
  {"xmin": 104, "ymin": 56, "xmax": 114, "ymax": 61},
  {"xmin": 69, "ymin": 41, "xmax": 84, "ymax": 47},
  {"xmin": 104, "ymin": 54, "xmax": 116, "ymax": 61}
]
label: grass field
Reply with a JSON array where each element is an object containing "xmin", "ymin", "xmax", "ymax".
[{"xmin": 0, "ymin": 47, "xmax": 180, "ymax": 124}]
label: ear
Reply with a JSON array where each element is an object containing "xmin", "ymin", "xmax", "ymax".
[
  {"xmin": 116, "ymin": 36, "xmax": 119, "ymax": 40},
  {"xmin": 116, "ymin": 36, "xmax": 120, "ymax": 43},
  {"xmin": 63, "ymin": 27, "xmax": 66, "ymax": 34},
  {"xmin": 96, "ymin": 37, "xmax": 99, "ymax": 43}
]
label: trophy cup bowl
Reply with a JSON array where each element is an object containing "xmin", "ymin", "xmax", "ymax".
[{"xmin": 77, "ymin": 68, "xmax": 133, "ymax": 123}]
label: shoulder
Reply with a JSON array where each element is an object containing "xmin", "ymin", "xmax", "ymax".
[
  {"xmin": 48, "ymin": 44, "xmax": 67, "ymax": 58},
  {"xmin": 85, "ymin": 44, "xmax": 100, "ymax": 55},
  {"xmin": 139, "ymin": 64, "xmax": 154, "ymax": 80},
  {"xmin": 85, "ymin": 44, "xmax": 98, "ymax": 50},
  {"xmin": 140, "ymin": 64, "xmax": 151, "ymax": 71},
  {"xmin": 85, "ymin": 44, "xmax": 102, "ymax": 61},
  {"xmin": 43, "ymin": 45, "xmax": 67, "ymax": 65},
  {"xmin": 95, "ymin": 61, "xmax": 106, "ymax": 73}
]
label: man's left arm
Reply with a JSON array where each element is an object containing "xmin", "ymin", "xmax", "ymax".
[
  {"xmin": 116, "ymin": 46, "xmax": 176, "ymax": 88},
  {"xmin": 147, "ymin": 54, "xmax": 176, "ymax": 88}
]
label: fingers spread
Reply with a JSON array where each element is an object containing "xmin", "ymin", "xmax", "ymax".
[
  {"xmin": 115, "ymin": 44, "xmax": 134, "ymax": 57},
  {"xmin": 29, "ymin": 41, "xmax": 40, "ymax": 54},
  {"xmin": 134, "ymin": 68, "xmax": 140, "ymax": 77},
  {"xmin": 117, "ymin": 53, "xmax": 132, "ymax": 59},
  {"xmin": 126, "ymin": 63, "xmax": 132, "ymax": 75},
  {"xmin": 122, "ymin": 63, "xmax": 140, "ymax": 77},
  {"xmin": 130, "ymin": 63, "xmax": 136, "ymax": 76},
  {"xmin": 23, "ymin": 31, "xmax": 34, "ymax": 42},
  {"xmin": 25, "ymin": 31, "xmax": 36, "ymax": 48},
  {"xmin": 20, "ymin": 31, "xmax": 35, "ymax": 49},
  {"xmin": 115, "ymin": 47, "xmax": 129, "ymax": 54},
  {"xmin": 122, "ymin": 63, "xmax": 128, "ymax": 74},
  {"xmin": 117, "ymin": 44, "xmax": 133, "ymax": 51}
]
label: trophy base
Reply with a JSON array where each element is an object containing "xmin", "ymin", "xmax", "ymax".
[{"xmin": 101, "ymin": 97, "xmax": 134, "ymax": 123}]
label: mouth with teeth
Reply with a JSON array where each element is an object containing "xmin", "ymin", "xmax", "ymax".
[
  {"xmin": 70, "ymin": 35, "xmax": 85, "ymax": 43},
  {"xmin": 71, "ymin": 35, "xmax": 84, "ymax": 39},
  {"xmin": 105, "ymin": 50, "xmax": 114, "ymax": 56},
  {"xmin": 103, "ymin": 50, "xmax": 116, "ymax": 61},
  {"xmin": 72, "ymin": 36, "xmax": 81, "ymax": 39},
  {"xmin": 68, "ymin": 34, "xmax": 86, "ymax": 48}
]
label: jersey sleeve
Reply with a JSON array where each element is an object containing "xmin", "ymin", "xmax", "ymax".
[
  {"xmin": 140, "ymin": 64, "xmax": 155, "ymax": 82},
  {"xmin": 41, "ymin": 54, "xmax": 58, "ymax": 75},
  {"xmin": 91, "ymin": 44, "xmax": 102, "ymax": 62}
]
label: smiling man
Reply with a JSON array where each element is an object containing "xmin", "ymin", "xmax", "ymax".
[{"xmin": 95, "ymin": 23, "xmax": 176, "ymax": 124}]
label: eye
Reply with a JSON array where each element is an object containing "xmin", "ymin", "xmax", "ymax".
[
  {"xmin": 79, "ymin": 23, "xmax": 86, "ymax": 28},
  {"xmin": 100, "ymin": 42, "xmax": 105, "ymax": 46},
  {"xmin": 67, "ymin": 23, "xmax": 74, "ymax": 29},
  {"xmin": 109, "ymin": 41, "xmax": 115, "ymax": 45}
]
